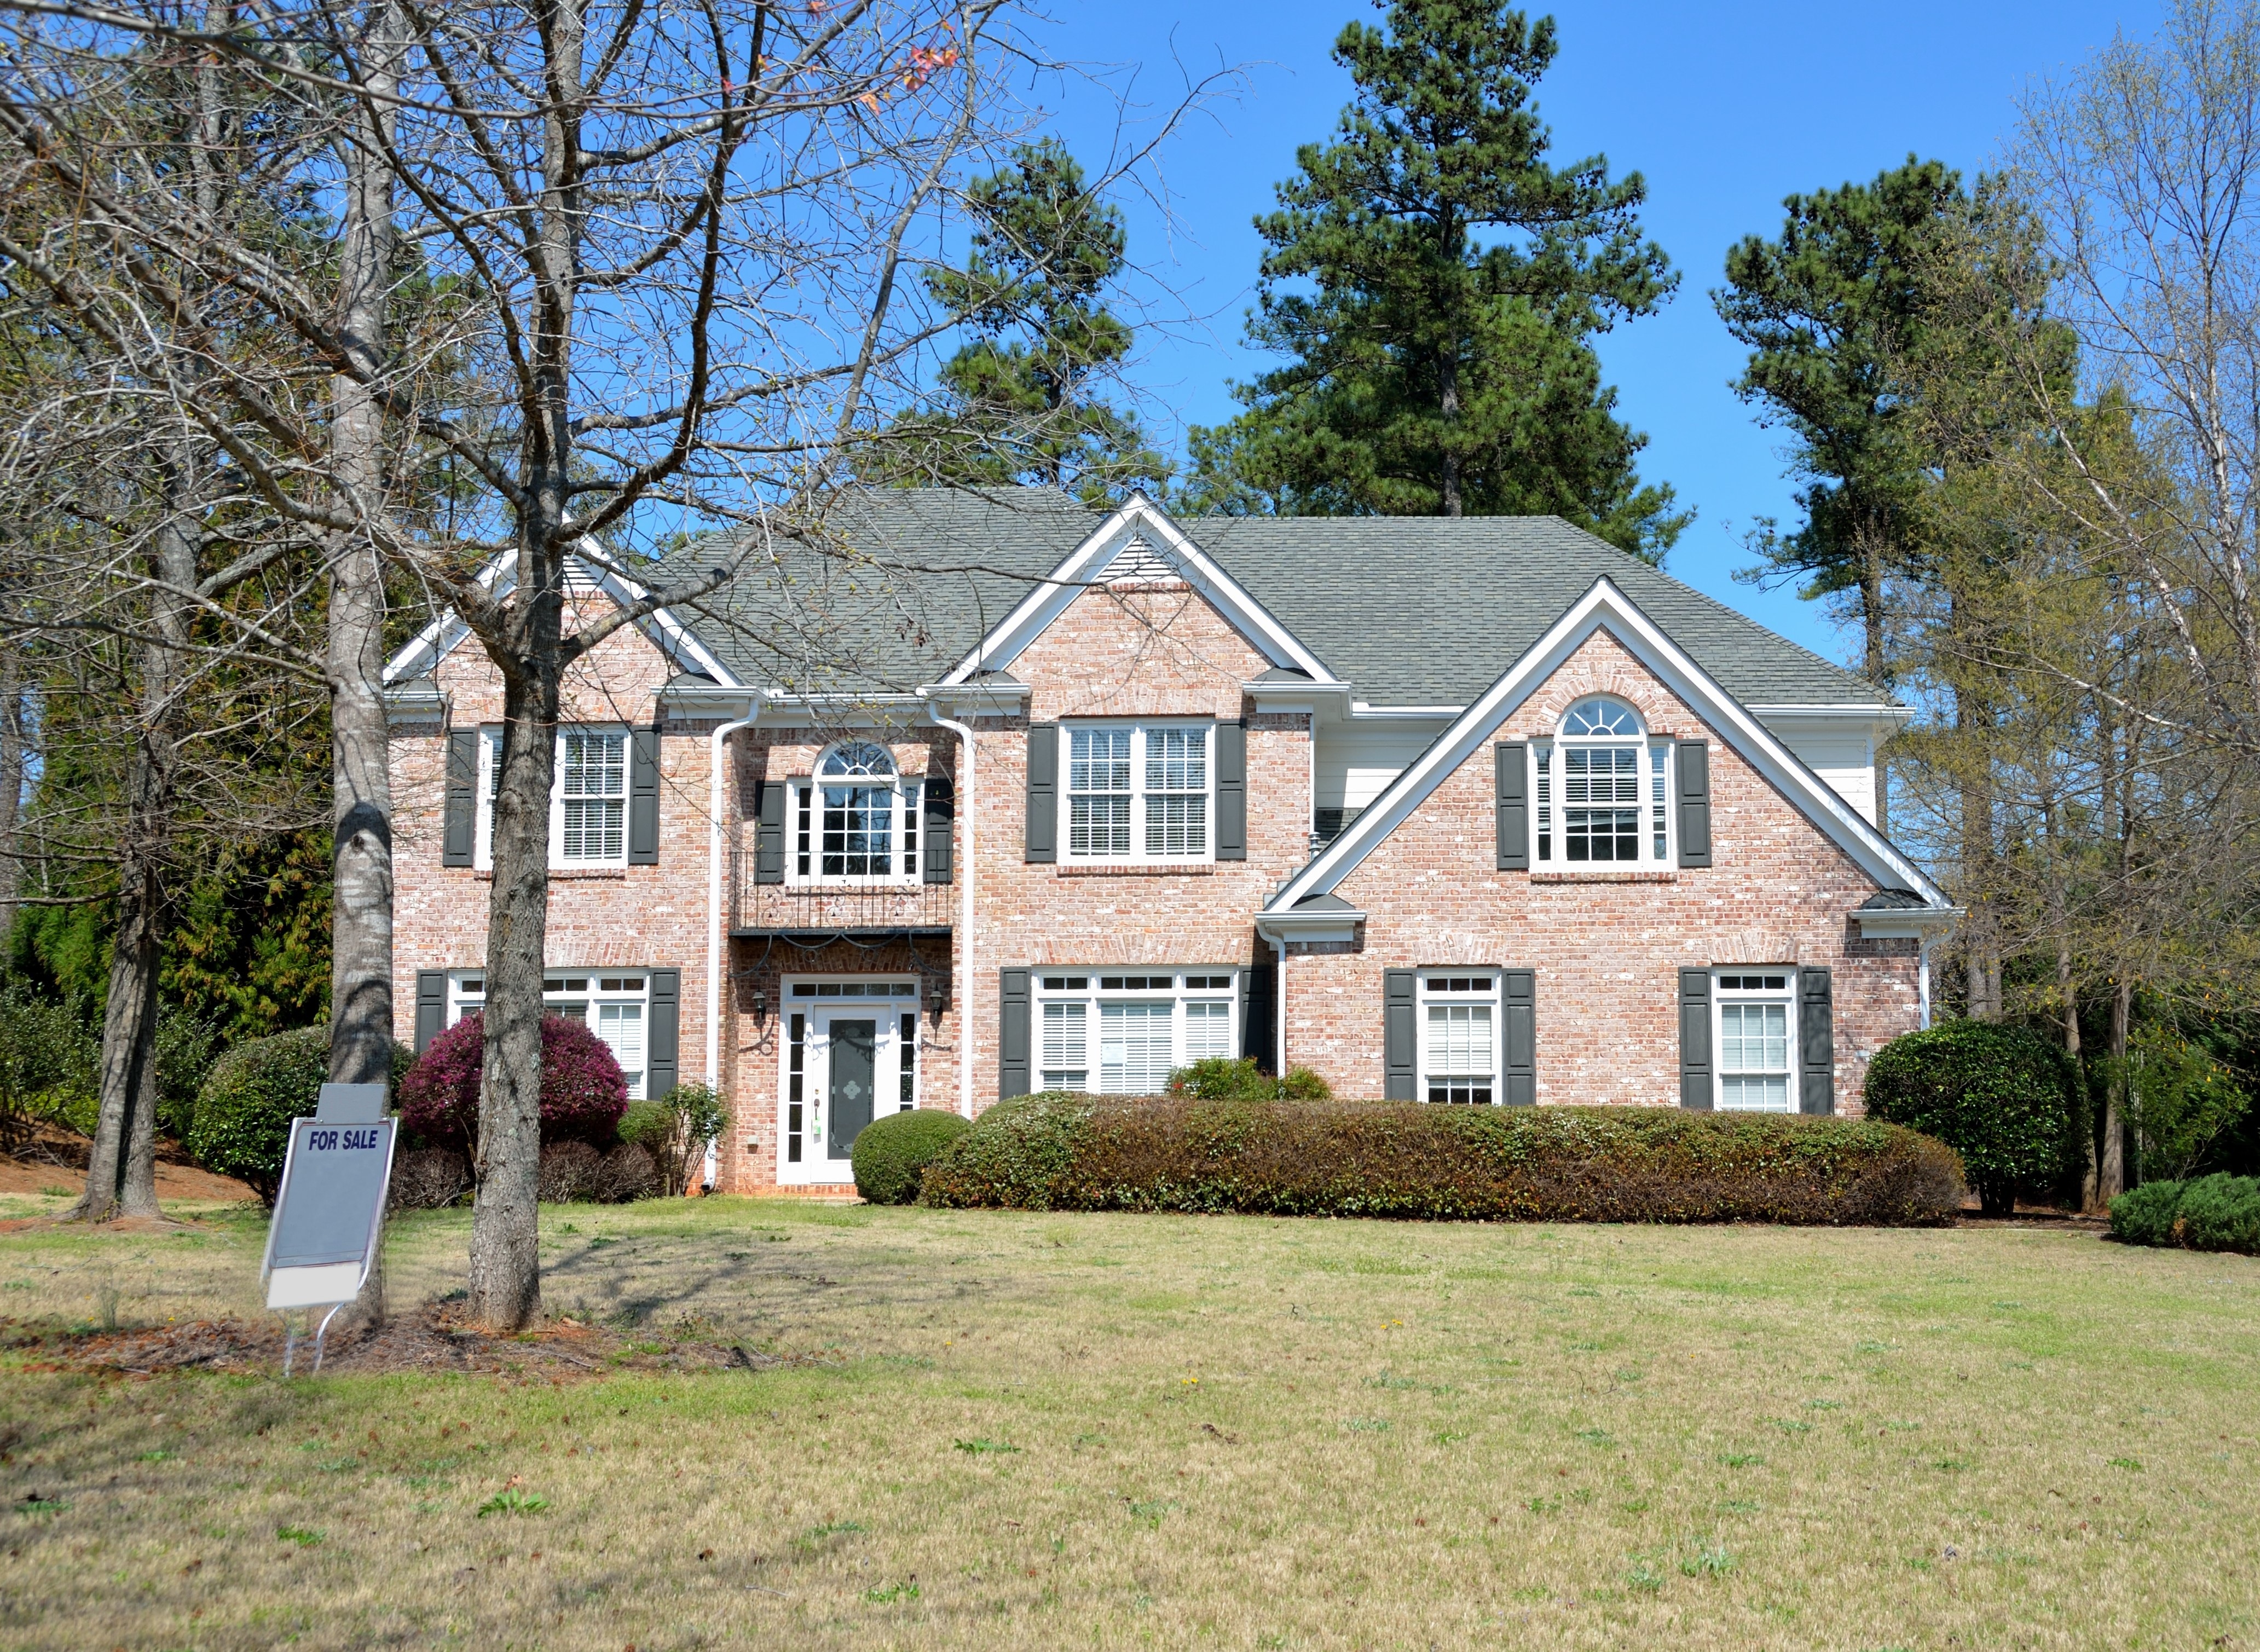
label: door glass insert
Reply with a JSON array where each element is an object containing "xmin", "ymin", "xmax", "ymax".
[{"xmin": 826, "ymin": 1018, "xmax": 877, "ymax": 1158}]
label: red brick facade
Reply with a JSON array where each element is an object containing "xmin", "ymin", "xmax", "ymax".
[{"xmin": 390, "ymin": 566, "xmax": 1921, "ymax": 1192}]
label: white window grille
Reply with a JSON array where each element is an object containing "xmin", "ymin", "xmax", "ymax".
[
  {"xmin": 476, "ymin": 725, "xmax": 632, "ymax": 869},
  {"xmin": 1715, "ymin": 972, "xmax": 1794, "ymax": 1111},
  {"xmin": 1065, "ymin": 725, "xmax": 1211, "ymax": 861},
  {"xmin": 444, "ymin": 968, "xmax": 648, "ymax": 1097},
  {"xmin": 1419, "ymin": 974, "xmax": 1499, "ymax": 1104},
  {"xmin": 788, "ymin": 742, "xmax": 924, "ymax": 885},
  {"xmin": 1034, "ymin": 971, "xmax": 1240, "ymax": 1092},
  {"xmin": 1534, "ymin": 698, "xmax": 1672, "ymax": 865},
  {"xmin": 1042, "ymin": 998, "xmax": 1088, "ymax": 1090},
  {"xmin": 1101, "ymin": 1002, "xmax": 1175, "ymax": 1094}
]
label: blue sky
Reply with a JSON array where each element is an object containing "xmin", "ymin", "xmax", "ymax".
[{"xmin": 1022, "ymin": 0, "xmax": 2163, "ymax": 670}]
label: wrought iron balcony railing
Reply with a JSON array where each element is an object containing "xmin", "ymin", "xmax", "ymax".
[{"xmin": 729, "ymin": 845, "xmax": 955, "ymax": 937}]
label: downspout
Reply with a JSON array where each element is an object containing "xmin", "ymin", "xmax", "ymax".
[
  {"xmin": 1255, "ymin": 922, "xmax": 1288, "ymax": 1078},
  {"xmin": 704, "ymin": 699, "xmax": 760, "ymax": 1185},
  {"xmin": 928, "ymin": 709, "xmax": 976, "ymax": 1118},
  {"xmin": 1917, "ymin": 935, "xmax": 1933, "ymax": 1032}
]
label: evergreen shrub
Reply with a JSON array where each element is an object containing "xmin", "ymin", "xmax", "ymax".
[
  {"xmin": 2109, "ymin": 1174, "xmax": 2260, "ymax": 1254},
  {"xmin": 918, "ymin": 1094, "xmax": 1965, "ymax": 1225},
  {"xmin": 396, "ymin": 1013, "xmax": 628, "ymax": 1152},
  {"xmin": 852, "ymin": 1108, "xmax": 973, "ymax": 1205},
  {"xmin": 188, "ymin": 1030, "xmax": 412, "ymax": 1203},
  {"xmin": 1166, "ymin": 1057, "xmax": 1332, "ymax": 1101},
  {"xmin": 1862, "ymin": 1021, "xmax": 2076, "ymax": 1214},
  {"xmin": 2107, "ymin": 1179, "xmax": 2186, "ymax": 1247}
]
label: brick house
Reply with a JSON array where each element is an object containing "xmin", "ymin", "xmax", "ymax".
[{"xmin": 383, "ymin": 489, "xmax": 1957, "ymax": 1193}]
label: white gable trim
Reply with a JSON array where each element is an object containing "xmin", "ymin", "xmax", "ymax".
[
  {"xmin": 380, "ymin": 541, "xmax": 743, "ymax": 689},
  {"xmin": 1266, "ymin": 577, "xmax": 1951, "ymax": 912},
  {"xmin": 939, "ymin": 493, "xmax": 1340, "ymax": 686}
]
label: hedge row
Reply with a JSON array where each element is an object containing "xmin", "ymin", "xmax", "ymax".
[
  {"xmin": 917, "ymin": 1094, "xmax": 1967, "ymax": 1225},
  {"xmin": 2109, "ymin": 1174, "xmax": 2260, "ymax": 1254}
]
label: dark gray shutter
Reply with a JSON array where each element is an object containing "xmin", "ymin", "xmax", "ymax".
[
  {"xmin": 1025, "ymin": 724, "xmax": 1059, "ymax": 863},
  {"xmin": 628, "ymin": 728, "xmax": 660, "ymax": 864},
  {"xmin": 1495, "ymin": 742, "xmax": 1528, "ymax": 871},
  {"xmin": 754, "ymin": 779, "xmax": 785, "ymax": 883},
  {"xmin": 1383, "ymin": 969, "xmax": 1417, "ymax": 1100},
  {"xmin": 414, "ymin": 969, "xmax": 447, "ymax": 1053},
  {"xmin": 646, "ymin": 968, "xmax": 680, "ymax": 1099},
  {"xmin": 1677, "ymin": 741, "xmax": 1713, "ymax": 868},
  {"xmin": 999, "ymin": 967, "xmax": 1032, "ymax": 1098},
  {"xmin": 1679, "ymin": 967, "xmax": 1713, "ymax": 1109},
  {"xmin": 1501, "ymin": 969, "xmax": 1535, "ymax": 1105},
  {"xmin": 1214, "ymin": 720, "xmax": 1247, "ymax": 861},
  {"xmin": 922, "ymin": 775, "xmax": 954, "ymax": 884},
  {"xmin": 1799, "ymin": 966, "xmax": 1835, "ymax": 1114},
  {"xmin": 1241, "ymin": 961, "xmax": 1276, "ymax": 1073},
  {"xmin": 442, "ymin": 730, "xmax": 477, "ymax": 867}
]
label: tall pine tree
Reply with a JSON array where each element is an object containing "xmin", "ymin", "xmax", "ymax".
[
  {"xmin": 880, "ymin": 139, "xmax": 1166, "ymax": 502},
  {"xmin": 1182, "ymin": 1, "xmax": 1684, "ymax": 559},
  {"xmin": 1715, "ymin": 157, "xmax": 1967, "ymax": 684}
]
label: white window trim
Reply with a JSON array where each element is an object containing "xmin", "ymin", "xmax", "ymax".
[
  {"xmin": 1712, "ymin": 967, "xmax": 1798, "ymax": 1113},
  {"xmin": 786, "ymin": 743, "xmax": 924, "ymax": 887},
  {"xmin": 1059, "ymin": 720, "xmax": 1217, "ymax": 865},
  {"xmin": 1031, "ymin": 969, "xmax": 1240, "ymax": 1093},
  {"xmin": 444, "ymin": 966, "xmax": 652, "ymax": 1099},
  {"xmin": 1530, "ymin": 701, "xmax": 1675, "ymax": 867},
  {"xmin": 474, "ymin": 724, "xmax": 632, "ymax": 871},
  {"xmin": 1416, "ymin": 972, "xmax": 1502, "ymax": 1105}
]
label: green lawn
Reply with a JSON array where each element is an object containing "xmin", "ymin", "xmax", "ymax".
[{"xmin": 1, "ymin": 1195, "xmax": 2255, "ymax": 1649}]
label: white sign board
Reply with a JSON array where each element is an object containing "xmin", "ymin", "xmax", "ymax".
[{"xmin": 261, "ymin": 1084, "xmax": 396, "ymax": 1312}]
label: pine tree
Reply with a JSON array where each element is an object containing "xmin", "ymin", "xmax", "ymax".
[
  {"xmin": 882, "ymin": 139, "xmax": 1167, "ymax": 502},
  {"xmin": 1181, "ymin": 1, "xmax": 1684, "ymax": 559},
  {"xmin": 1715, "ymin": 157, "xmax": 1967, "ymax": 684}
]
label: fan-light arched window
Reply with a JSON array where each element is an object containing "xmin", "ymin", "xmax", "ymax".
[
  {"xmin": 792, "ymin": 741, "xmax": 922, "ymax": 883},
  {"xmin": 1534, "ymin": 697, "xmax": 1672, "ymax": 864}
]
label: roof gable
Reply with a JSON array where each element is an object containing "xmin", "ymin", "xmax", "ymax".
[
  {"xmin": 1265, "ymin": 577, "xmax": 1950, "ymax": 911},
  {"xmin": 941, "ymin": 495, "xmax": 1341, "ymax": 686}
]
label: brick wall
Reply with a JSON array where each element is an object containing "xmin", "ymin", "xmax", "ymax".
[{"xmin": 1293, "ymin": 630, "xmax": 1918, "ymax": 1112}]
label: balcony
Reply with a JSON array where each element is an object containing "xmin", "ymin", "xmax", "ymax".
[{"xmin": 730, "ymin": 855, "xmax": 956, "ymax": 940}]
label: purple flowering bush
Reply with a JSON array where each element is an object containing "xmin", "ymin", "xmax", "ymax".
[{"xmin": 398, "ymin": 1013, "xmax": 629, "ymax": 1151}]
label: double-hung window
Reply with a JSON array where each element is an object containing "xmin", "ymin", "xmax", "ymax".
[
  {"xmin": 444, "ymin": 969, "xmax": 651, "ymax": 1098},
  {"xmin": 788, "ymin": 741, "xmax": 922, "ymax": 885},
  {"xmin": 1533, "ymin": 698, "xmax": 1672, "ymax": 865},
  {"xmin": 1035, "ymin": 972, "xmax": 1238, "ymax": 1092},
  {"xmin": 1065, "ymin": 724, "xmax": 1210, "ymax": 862},
  {"xmin": 1714, "ymin": 971, "xmax": 1794, "ymax": 1111},
  {"xmin": 475, "ymin": 725, "xmax": 630, "ymax": 869},
  {"xmin": 1419, "ymin": 974, "xmax": 1499, "ymax": 1104}
]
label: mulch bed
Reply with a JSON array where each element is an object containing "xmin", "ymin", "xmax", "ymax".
[{"xmin": 2, "ymin": 1299, "xmax": 789, "ymax": 1380}]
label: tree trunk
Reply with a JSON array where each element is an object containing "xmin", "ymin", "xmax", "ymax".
[
  {"xmin": 1437, "ymin": 350, "xmax": 1462, "ymax": 518},
  {"xmin": 0, "ymin": 650, "xmax": 25, "ymax": 946},
  {"xmin": 331, "ymin": 1, "xmax": 401, "ymax": 1327},
  {"xmin": 2101, "ymin": 975, "xmax": 2130, "ymax": 1202},
  {"xmin": 73, "ymin": 438, "xmax": 197, "ymax": 1221},
  {"xmin": 467, "ymin": 0, "xmax": 583, "ymax": 1331}
]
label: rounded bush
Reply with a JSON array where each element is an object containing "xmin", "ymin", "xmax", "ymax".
[
  {"xmin": 1862, "ymin": 1020, "xmax": 2076, "ymax": 1214},
  {"xmin": 187, "ymin": 1028, "xmax": 328, "ymax": 1203},
  {"xmin": 397, "ymin": 1012, "xmax": 628, "ymax": 1152},
  {"xmin": 920, "ymin": 1094, "xmax": 1966, "ymax": 1226},
  {"xmin": 852, "ymin": 1107, "xmax": 973, "ymax": 1205},
  {"xmin": 2174, "ymin": 1173, "xmax": 2260, "ymax": 1253},
  {"xmin": 2108, "ymin": 1179, "xmax": 2184, "ymax": 1247}
]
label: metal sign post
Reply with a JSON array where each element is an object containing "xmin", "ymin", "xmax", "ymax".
[{"xmin": 260, "ymin": 1083, "xmax": 395, "ymax": 1375}]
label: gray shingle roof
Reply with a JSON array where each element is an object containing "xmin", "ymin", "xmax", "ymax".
[{"xmin": 666, "ymin": 489, "xmax": 1883, "ymax": 708}]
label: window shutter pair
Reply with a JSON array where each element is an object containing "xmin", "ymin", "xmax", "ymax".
[
  {"xmin": 442, "ymin": 726, "xmax": 662, "ymax": 865},
  {"xmin": 1677, "ymin": 966, "xmax": 1834, "ymax": 1113},
  {"xmin": 998, "ymin": 968, "xmax": 1032, "ymax": 1098},
  {"xmin": 1382, "ymin": 968, "xmax": 1535, "ymax": 1104},
  {"xmin": 1024, "ymin": 721, "xmax": 1246, "ymax": 862}
]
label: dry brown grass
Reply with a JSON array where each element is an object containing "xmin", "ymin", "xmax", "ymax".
[{"xmin": 1, "ymin": 1194, "xmax": 2256, "ymax": 1650}]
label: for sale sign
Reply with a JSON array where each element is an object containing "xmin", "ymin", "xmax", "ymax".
[{"xmin": 260, "ymin": 1084, "xmax": 396, "ymax": 1311}]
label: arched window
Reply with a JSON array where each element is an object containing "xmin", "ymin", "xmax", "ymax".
[
  {"xmin": 794, "ymin": 741, "xmax": 922, "ymax": 882},
  {"xmin": 1534, "ymin": 697, "xmax": 1671, "ymax": 864}
]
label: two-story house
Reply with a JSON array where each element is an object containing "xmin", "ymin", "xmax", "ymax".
[{"xmin": 383, "ymin": 489, "xmax": 1957, "ymax": 1193}]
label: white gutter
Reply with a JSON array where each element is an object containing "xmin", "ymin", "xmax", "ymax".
[
  {"xmin": 706, "ymin": 698, "xmax": 762, "ymax": 1086},
  {"xmin": 927, "ymin": 709, "xmax": 977, "ymax": 1118}
]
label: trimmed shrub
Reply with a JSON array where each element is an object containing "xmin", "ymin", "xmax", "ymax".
[
  {"xmin": 187, "ymin": 1031, "xmax": 414, "ymax": 1204},
  {"xmin": 1863, "ymin": 1021, "xmax": 2076, "ymax": 1214},
  {"xmin": 918, "ymin": 1094, "xmax": 1966, "ymax": 1226},
  {"xmin": 1166, "ymin": 1058, "xmax": 1333, "ymax": 1102},
  {"xmin": 538, "ymin": 1140, "xmax": 605, "ymax": 1203},
  {"xmin": 392, "ymin": 1147, "xmax": 472, "ymax": 1210},
  {"xmin": 2108, "ymin": 1179, "xmax": 2185, "ymax": 1247},
  {"xmin": 853, "ymin": 1107, "xmax": 974, "ymax": 1205},
  {"xmin": 397, "ymin": 1013, "xmax": 628, "ymax": 1152},
  {"xmin": 617, "ymin": 1081, "xmax": 728, "ymax": 1197},
  {"xmin": 2175, "ymin": 1173, "xmax": 2260, "ymax": 1252},
  {"xmin": 592, "ymin": 1141, "xmax": 661, "ymax": 1203}
]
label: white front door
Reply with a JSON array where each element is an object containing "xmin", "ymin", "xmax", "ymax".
[{"xmin": 777, "ymin": 979, "xmax": 920, "ymax": 1185}]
